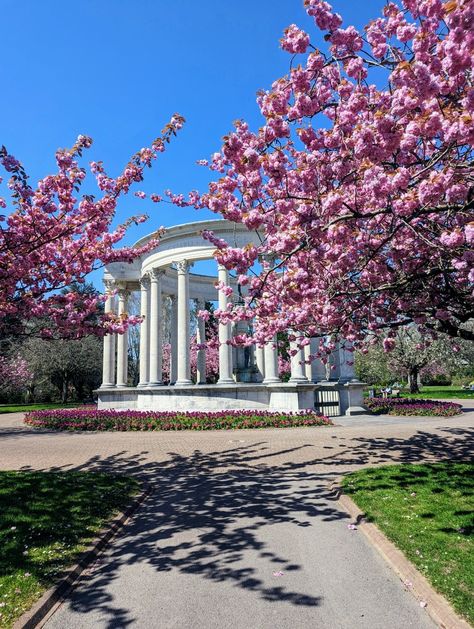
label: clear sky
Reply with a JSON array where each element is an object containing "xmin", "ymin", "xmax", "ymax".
[{"xmin": 1, "ymin": 0, "xmax": 387, "ymax": 283}]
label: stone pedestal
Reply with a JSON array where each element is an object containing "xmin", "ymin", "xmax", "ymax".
[
  {"xmin": 343, "ymin": 380, "xmax": 367, "ymax": 416},
  {"xmin": 268, "ymin": 383, "xmax": 316, "ymax": 411}
]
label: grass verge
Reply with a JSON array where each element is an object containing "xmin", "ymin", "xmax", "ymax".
[
  {"xmin": 364, "ymin": 386, "xmax": 474, "ymax": 400},
  {"xmin": 342, "ymin": 462, "xmax": 473, "ymax": 625},
  {"xmin": 24, "ymin": 408, "xmax": 332, "ymax": 431},
  {"xmin": 0, "ymin": 403, "xmax": 80, "ymax": 415},
  {"xmin": 399, "ymin": 386, "xmax": 474, "ymax": 400},
  {"xmin": 0, "ymin": 471, "xmax": 138, "ymax": 628}
]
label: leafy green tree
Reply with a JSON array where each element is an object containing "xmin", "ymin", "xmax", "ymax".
[{"xmin": 21, "ymin": 335, "xmax": 102, "ymax": 402}]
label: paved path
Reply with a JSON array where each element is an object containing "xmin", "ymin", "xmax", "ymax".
[{"xmin": 1, "ymin": 406, "xmax": 472, "ymax": 628}]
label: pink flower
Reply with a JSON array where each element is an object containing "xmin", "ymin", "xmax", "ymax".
[{"xmin": 281, "ymin": 24, "xmax": 311, "ymax": 54}]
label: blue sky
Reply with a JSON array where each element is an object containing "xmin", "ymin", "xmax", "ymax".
[{"xmin": 1, "ymin": 0, "xmax": 387, "ymax": 283}]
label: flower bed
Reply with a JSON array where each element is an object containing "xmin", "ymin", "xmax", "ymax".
[
  {"xmin": 24, "ymin": 408, "xmax": 332, "ymax": 431},
  {"xmin": 365, "ymin": 397, "xmax": 462, "ymax": 417}
]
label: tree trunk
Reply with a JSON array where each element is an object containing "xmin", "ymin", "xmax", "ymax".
[
  {"xmin": 61, "ymin": 376, "xmax": 68, "ymax": 403},
  {"xmin": 408, "ymin": 366, "xmax": 420, "ymax": 393}
]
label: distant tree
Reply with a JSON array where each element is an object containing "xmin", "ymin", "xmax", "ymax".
[
  {"xmin": 21, "ymin": 335, "xmax": 102, "ymax": 402},
  {"xmin": 0, "ymin": 354, "xmax": 32, "ymax": 401},
  {"xmin": 354, "ymin": 345, "xmax": 392, "ymax": 387},
  {"xmin": 356, "ymin": 325, "xmax": 474, "ymax": 392}
]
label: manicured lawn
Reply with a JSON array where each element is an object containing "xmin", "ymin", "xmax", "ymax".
[
  {"xmin": 0, "ymin": 472, "xmax": 138, "ymax": 629},
  {"xmin": 399, "ymin": 386, "xmax": 474, "ymax": 400},
  {"xmin": 365, "ymin": 386, "xmax": 474, "ymax": 400},
  {"xmin": 342, "ymin": 463, "xmax": 473, "ymax": 625},
  {"xmin": 0, "ymin": 403, "xmax": 80, "ymax": 415}
]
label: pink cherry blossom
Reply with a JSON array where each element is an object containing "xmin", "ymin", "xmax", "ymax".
[
  {"xmin": 0, "ymin": 114, "xmax": 185, "ymax": 339},
  {"xmin": 176, "ymin": 0, "xmax": 474, "ymax": 348}
]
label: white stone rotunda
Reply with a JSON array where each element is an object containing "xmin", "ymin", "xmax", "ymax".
[{"xmin": 97, "ymin": 219, "xmax": 365, "ymax": 416}]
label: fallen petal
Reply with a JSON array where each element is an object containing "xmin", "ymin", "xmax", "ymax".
[
  {"xmin": 272, "ymin": 571, "xmax": 284, "ymax": 577},
  {"xmin": 420, "ymin": 601, "xmax": 427, "ymax": 608},
  {"xmin": 347, "ymin": 523, "xmax": 357, "ymax": 530}
]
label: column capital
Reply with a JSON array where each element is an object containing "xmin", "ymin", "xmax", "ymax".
[
  {"xmin": 176, "ymin": 260, "xmax": 193, "ymax": 275},
  {"xmin": 149, "ymin": 267, "xmax": 165, "ymax": 282},
  {"xmin": 258, "ymin": 252, "xmax": 276, "ymax": 266},
  {"xmin": 103, "ymin": 279, "xmax": 116, "ymax": 292},
  {"xmin": 139, "ymin": 274, "xmax": 150, "ymax": 289},
  {"xmin": 116, "ymin": 283, "xmax": 129, "ymax": 300}
]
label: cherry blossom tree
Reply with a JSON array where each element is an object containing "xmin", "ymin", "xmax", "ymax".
[
  {"xmin": 0, "ymin": 354, "xmax": 32, "ymax": 399},
  {"xmin": 161, "ymin": 337, "xmax": 220, "ymax": 384},
  {"xmin": 0, "ymin": 114, "xmax": 184, "ymax": 340},
  {"xmin": 186, "ymin": 0, "xmax": 473, "ymax": 347}
]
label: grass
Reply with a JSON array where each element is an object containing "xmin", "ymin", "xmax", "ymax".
[
  {"xmin": 364, "ymin": 386, "xmax": 474, "ymax": 400},
  {"xmin": 0, "ymin": 403, "xmax": 80, "ymax": 414},
  {"xmin": 342, "ymin": 462, "xmax": 473, "ymax": 625},
  {"xmin": 0, "ymin": 471, "xmax": 138, "ymax": 628},
  {"xmin": 399, "ymin": 386, "xmax": 474, "ymax": 400}
]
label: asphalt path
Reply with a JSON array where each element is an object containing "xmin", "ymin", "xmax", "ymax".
[{"xmin": 0, "ymin": 404, "xmax": 472, "ymax": 628}]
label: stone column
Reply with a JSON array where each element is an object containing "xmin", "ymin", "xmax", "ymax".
[
  {"xmin": 289, "ymin": 335, "xmax": 309, "ymax": 383},
  {"xmin": 148, "ymin": 269, "xmax": 164, "ymax": 386},
  {"xmin": 305, "ymin": 338, "xmax": 327, "ymax": 382},
  {"xmin": 217, "ymin": 264, "xmax": 234, "ymax": 384},
  {"xmin": 116, "ymin": 286, "xmax": 129, "ymax": 387},
  {"xmin": 255, "ymin": 345, "xmax": 265, "ymax": 382},
  {"xmin": 331, "ymin": 342, "xmax": 342, "ymax": 380},
  {"xmin": 100, "ymin": 281, "xmax": 116, "ymax": 388},
  {"xmin": 263, "ymin": 336, "xmax": 280, "ymax": 383},
  {"xmin": 138, "ymin": 274, "xmax": 150, "ymax": 387},
  {"xmin": 170, "ymin": 295, "xmax": 178, "ymax": 384},
  {"xmin": 175, "ymin": 260, "xmax": 192, "ymax": 386},
  {"xmin": 196, "ymin": 298, "xmax": 206, "ymax": 384},
  {"xmin": 339, "ymin": 340, "xmax": 356, "ymax": 382}
]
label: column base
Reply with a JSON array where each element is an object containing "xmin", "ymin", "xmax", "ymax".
[
  {"xmin": 217, "ymin": 378, "xmax": 235, "ymax": 385},
  {"xmin": 137, "ymin": 382, "xmax": 149, "ymax": 388},
  {"xmin": 147, "ymin": 381, "xmax": 163, "ymax": 387},
  {"xmin": 345, "ymin": 406, "xmax": 367, "ymax": 416},
  {"xmin": 263, "ymin": 377, "xmax": 281, "ymax": 384},
  {"xmin": 100, "ymin": 383, "xmax": 116, "ymax": 389},
  {"xmin": 289, "ymin": 377, "xmax": 309, "ymax": 384},
  {"xmin": 175, "ymin": 379, "xmax": 193, "ymax": 386}
]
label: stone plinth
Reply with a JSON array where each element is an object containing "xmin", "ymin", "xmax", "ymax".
[
  {"xmin": 97, "ymin": 383, "xmax": 319, "ymax": 413},
  {"xmin": 343, "ymin": 380, "xmax": 367, "ymax": 416}
]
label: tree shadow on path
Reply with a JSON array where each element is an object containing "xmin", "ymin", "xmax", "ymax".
[
  {"xmin": 41, "ymin": 442, "xmax": 345, "ymax": 628},
  {"xmin": 17, "ymin": 425, "xmax": 472, "ymax": 628}
]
